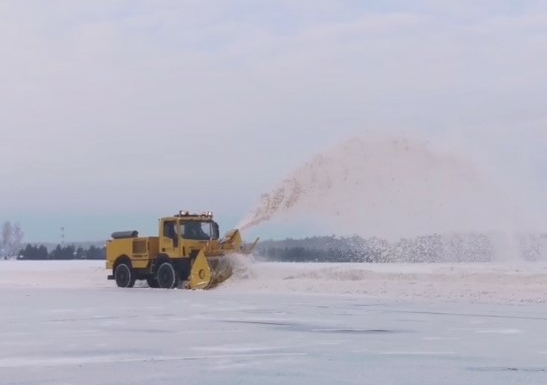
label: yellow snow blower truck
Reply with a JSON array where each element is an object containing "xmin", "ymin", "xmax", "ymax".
[{"xmin": 105, "ymin": 211, "xmax": 259, "ymax": 290}]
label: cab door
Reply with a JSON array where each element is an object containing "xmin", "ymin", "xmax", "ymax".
[{"xmin": 159, "ymin": 219, "xmax": 178, "ymax": 256}]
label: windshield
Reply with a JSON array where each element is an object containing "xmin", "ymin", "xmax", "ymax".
[{"xmin": 180, "ymin": 221, "xmax": 218, "ymax": 240}]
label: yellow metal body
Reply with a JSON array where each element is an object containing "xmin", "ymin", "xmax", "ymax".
[{"xmin": 105, "ymin": 211, "xmax": 258, "ymax": 290}]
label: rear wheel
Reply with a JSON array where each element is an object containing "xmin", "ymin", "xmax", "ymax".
[
  {"xmin": 114, "ymin": 262, "xmax": 135, "ymax": 288},
  {"xmin": 157, "ymin": 262, "xmax": 177, "ymax": 289}
]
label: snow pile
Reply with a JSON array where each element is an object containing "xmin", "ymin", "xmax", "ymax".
[
  {"xmin": 3, "ymin": 259, "xmax": 547, "ymax": 304},
  {"xmin": 220, "ymin": 258, "xmax": 547, "ymax": 304}
]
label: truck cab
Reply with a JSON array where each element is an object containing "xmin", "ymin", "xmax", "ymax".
[{"xmin": 158, "ymin": 211, "xmax": 222, "ymax": 259}]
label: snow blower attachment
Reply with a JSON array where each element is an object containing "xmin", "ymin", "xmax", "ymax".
[{"xmin": 105, "ymin": 211, "xmax": 259, "ymax": 290}]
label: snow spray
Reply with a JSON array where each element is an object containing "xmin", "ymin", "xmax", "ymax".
[{"xmin": 238, "ymin": 131, "xmax": 547, "ymax": 262}]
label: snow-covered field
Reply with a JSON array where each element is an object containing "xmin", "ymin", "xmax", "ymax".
[{"xmin": 2, "ymin": 259, "xmax": 547, "ymax": 384}]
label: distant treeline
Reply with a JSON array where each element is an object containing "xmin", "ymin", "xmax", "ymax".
[
  {"xmin": 255, "ymin": 233, "xmax": 547, "ymax": 263},
  {"xmin": 18, "ymin": 244, "xmax": 106, "ymax": 260},
  {"xmin": 10, "ymin": 232, "xmax": 547, "ymax": 263}
]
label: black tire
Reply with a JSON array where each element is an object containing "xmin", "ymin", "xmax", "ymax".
[
  {"xmin": 146, "ymin": 277, "xmax": 160, "ymax": 288},
  {"xmin": 157, "ymin": 262, "xmax": 177, "ymax": 289},
  {"xmin": 114, "ymin": 262, "xmax": 135, "ymax": 288}
]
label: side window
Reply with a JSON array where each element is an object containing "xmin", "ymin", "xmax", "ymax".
[{"xmin": 163, "ymin": 221, "xmax": 178, "ymax": 243}]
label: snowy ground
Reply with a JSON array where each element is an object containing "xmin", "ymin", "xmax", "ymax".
[{"xmin": 1, "ymin": 259, "xmax": 547, "ymax": 384}]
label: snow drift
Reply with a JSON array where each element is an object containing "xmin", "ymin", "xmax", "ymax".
[{"xmin": 3, "ymin": 259, "xmax": 547, "ymax": 304}]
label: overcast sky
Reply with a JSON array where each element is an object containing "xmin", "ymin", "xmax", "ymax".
[{"xmin": 1, "ymin": 1, "xmax": 546, "ymax": 242}]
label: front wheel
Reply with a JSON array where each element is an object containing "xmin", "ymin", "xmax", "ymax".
[
  {"xmin": 114, "ymin": 262, "xmax": 135, "ymax": 288},
  {"xmin": 157, "ymin": 262, "xmax": 177, "ymax": 289}
]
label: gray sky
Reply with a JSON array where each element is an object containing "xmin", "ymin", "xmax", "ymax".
[{"xmin": 1, "ymin": 1, "xmax": 546, "ymax": 242}]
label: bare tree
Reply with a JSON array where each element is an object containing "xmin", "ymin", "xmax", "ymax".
[
  {"xmin": 1, "ymin": 221, "xmax": 24, "ymax": 259},
  {"xmin": 1, "ymin": 221, "xmax": 12, "ymax": 259},
  {"xmin": 12, "ymin": 222, "xmax": 24, "ymax": 258}
]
